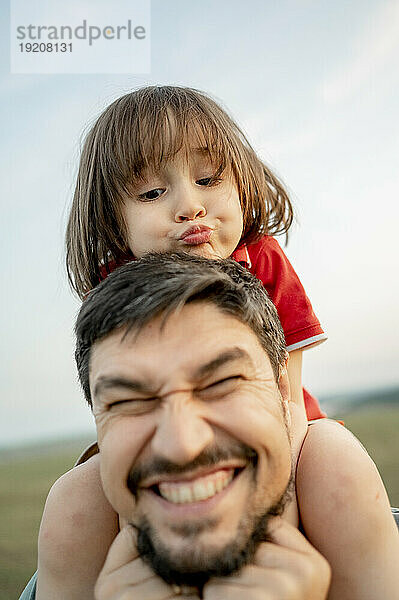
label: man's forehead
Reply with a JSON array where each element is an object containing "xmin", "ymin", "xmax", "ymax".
[{"xmin": 89, "ymin": 302, "xmax": 271, "ymax": 382}]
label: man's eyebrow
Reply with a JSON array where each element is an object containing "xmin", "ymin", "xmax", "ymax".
[
  {"xmin": 93, "ymin": 377, "xmax": 155, "ymax": 399},
  {"xmin": 194, "ymin": 347, "xmax": 253, "ymax": 380}
]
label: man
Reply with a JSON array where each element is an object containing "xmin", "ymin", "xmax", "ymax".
[
  {"xmin": 20, "ymin": 252, "xmax": 399, "ymax": 600},
  {"xmin": 19, "ymin": 253, "xmax": 330, "ymax": 600},
  {"xmin": 77, "ymin": 252, "xmax": 330, "ymax": 599}
]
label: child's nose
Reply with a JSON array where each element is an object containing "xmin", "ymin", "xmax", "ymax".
[
  {"xmin": 174, "ymin": 191, "xmax": 207, "ymax": 222},
  {"xmin": 175, "ymin": 205, "xmax": 206, "ymax": 222}
]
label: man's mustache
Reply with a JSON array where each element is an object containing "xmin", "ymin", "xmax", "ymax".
[{"xmin": 127, "ymin": 441, "xmax": 258, "ymax": 496}]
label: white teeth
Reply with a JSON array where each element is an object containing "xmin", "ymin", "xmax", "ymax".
[
  {"xmin": 170, "ymin": 488, "xmax": 180, "ymax": 504},
  {"xmin": 206, "ymin": 480, "xmax": 215, "ymax": 497},
  {"xmin": 192, "ymin": 481, "xmax": 207, "ymax": 500},
  {"xmin": 215, "ymin": 478, "xmax": 224, "ymax": 493},
  {"xmin": 179, "ymin": 486, "xmax": 193, "ymax": 503},
  {"xmin": 158, "ymin": 469, "xmax": 234, "ymax": 504}
]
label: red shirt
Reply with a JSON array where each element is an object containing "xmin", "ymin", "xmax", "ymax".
[
  {"xmin": 232, "ymin": 237, "xmax": 327, "ymax": 420},
  {"xmin": 231, "ymin": 237, "xmax": 327, "ymax": 351}
]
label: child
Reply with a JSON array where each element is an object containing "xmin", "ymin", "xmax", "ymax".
[{"xmin": 35, "ymin": 86, "xmax": 398, "ymax": 599}]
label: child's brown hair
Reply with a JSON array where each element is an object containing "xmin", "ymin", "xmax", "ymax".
[{"xmin": 66, "ymin": 85, "xmax": 293, "ymax": 298}]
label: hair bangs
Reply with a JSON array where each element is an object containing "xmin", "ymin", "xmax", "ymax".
[{"xmin": 105, "ymin": 101, "xmax": 234, "ymax": 196}]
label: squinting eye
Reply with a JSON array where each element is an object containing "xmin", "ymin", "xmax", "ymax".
[
  {"xmin": 138, "ymin": 188, "xmax": 165, "ymax": 201},
  {"xmin": 198, "ymin": 376, "xmax": 242, "ymax": 400},
  {"xmin": 209, "ymin": 376, "xmax": 241, "ymax": 388},
  {"xmin": 108, "ymin": 398, "xmax": 158, "ymax": 414}
]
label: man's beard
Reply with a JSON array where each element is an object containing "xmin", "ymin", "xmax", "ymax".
[{"xmin": 127, "ymin": 442, "xmax": 293, "ymax": 589}]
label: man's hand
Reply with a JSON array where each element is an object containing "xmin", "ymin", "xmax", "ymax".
[
  {"xmin": 94, "ymin": 526, "xmax": 199, "ymax": 600},
  {"xmin": 203, "ymin": 519, "xmax": 331, "ymax": 600},
  {"xmin": 95, "ymin": 521, "xmax": 330, "ymax": 600}
]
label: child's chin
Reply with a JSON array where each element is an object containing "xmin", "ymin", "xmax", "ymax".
[{"xmin": 186, "ymin": 244, "xmax": 221, "ymax": 260}]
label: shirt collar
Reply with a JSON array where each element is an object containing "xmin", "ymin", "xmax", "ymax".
[{"xmin": 231, "ymin": 243, "xmax": 251, "ymax": 268}]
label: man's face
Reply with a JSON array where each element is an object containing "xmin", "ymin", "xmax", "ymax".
[{"xmin": 90, "ymin": 302, "xmax": 292, "ymax": 583}]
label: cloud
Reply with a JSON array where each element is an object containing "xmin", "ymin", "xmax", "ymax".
[{"xmin": 320, "ymin": 1, "xmax": 399, "ymax": 104}]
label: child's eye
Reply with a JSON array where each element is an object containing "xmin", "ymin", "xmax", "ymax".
[
  {"xmin": 196, "ymin": 176, "xmax": 222, "ymax": 187},
  {"xmin": 138, "ymin": 188, "xmax": 165, "ymax": 201}
]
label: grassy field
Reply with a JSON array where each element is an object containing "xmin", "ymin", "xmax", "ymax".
[
  {"xmin": 0, "ymin": 438, "xmax": 92, "ymax": 599},
  {"xmin": 1, "ymin": 407, "xmax": 398, "ymax": 599},
  {"xmin": 341, "ymin": 405, "xmax": 399, "ymax": 506}
]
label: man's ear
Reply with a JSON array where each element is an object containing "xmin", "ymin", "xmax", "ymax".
[
  {"xmin": 278, "ymin": 352, "xmax": 290, "ymax": 401},
  {"xmin": 278, "ymin": 353, "xmax": 291, "ymax": 425}
]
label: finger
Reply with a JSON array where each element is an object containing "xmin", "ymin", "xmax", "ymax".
[
  {"xmin": 119, "ymin": 514, "xmax": 129, "ymax": 529},
  {"xmin": 254, "ymin": 542, "xmax": 310, "ymax": 573},
  {"xmin": 96, "ymin": 568, "xmax": 178, "ymax": 600},
  {"xmin": 206, "ymin": 565, "xmax": 324, "ymax": 600},
  {"xmin": 100, "ymin": 524, "xmax": 139, "ymax": 575},
  {"xmin": 209, "ymin": 563, "xmax": 280, "ymax": 586},
  {"xmin": 116, "ymin": 576, "xmax": 176, "ymax": 600},
  {"xmin": 263, "ymin": 517, "xmax": 318, "ymax": 556},
  {"xmin": 101, "ymin": 557, "xmax": 159, "ymax": 587},
  {"xmin": 208, "ymin": 562, "xmax": 299, "ymax": 590},
  {"xmin": 204, "ymin": 580, "xmax": 267, "ymax": 599},
  {"xmin": 253, "ymin": 523, "xmax": 331, "ymax": 597}
]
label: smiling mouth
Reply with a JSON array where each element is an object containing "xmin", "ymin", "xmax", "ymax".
[{"xmin": 148, "ymin": 467, "xmax": 243, "ymax": 504}]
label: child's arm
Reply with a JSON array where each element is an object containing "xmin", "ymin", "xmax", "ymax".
[
  {"xmin": 286, "ymin": 349, "xmax": 304, "ymax": 408},
  {"xmin": 279, "ymin": 348, "xmax": 307, "ymax": 528},
  {"xmin": 297, "ymin": 419, "xmax": 399, "ymax": 600},
  {"xmin": 286, "ymin": 349, "xmax": 308, "ymax": 454},
  {"xmin": 36, "ymin": 454, "xmax": 119, "ymax": 600}
]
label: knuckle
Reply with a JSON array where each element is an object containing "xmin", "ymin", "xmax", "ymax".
[
  {"xmin": 94, "ymin": 576, "xmax": 118, "ymax": 600},
  {"xmin": 274, "ymin": 571, "xmax": 299, "ymax": 598},
  {"xmin": 204, "ymin": 585, "xmax": 227, "ymax": 600},
  {"xmin": 318, "ymin": 553, "xmax": 332, "ymax": 586},
  {"xmin": 299, "ymin": 554, "xmax": 316, "ymax": 581},
  {"xmin": 237, "ymin": 564, "xmax": 258, "ymax": 579},
  {"xmin": 93, "ymin": 580, "xmax": 104, "ymax": 600},
  {"xmin": 300, "ymin": 552, "xmax": 332, "ymax": 595}
]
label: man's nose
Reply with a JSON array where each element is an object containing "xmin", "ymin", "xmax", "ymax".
[
  {"xmin": 174, "ymin": 187, "xmax": 207, "ymax": 222},
  {"xmin": 151, "ymin": 398, "xmax": 214, "ymax": 465}
]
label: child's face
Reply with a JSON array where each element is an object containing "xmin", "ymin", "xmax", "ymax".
[{"xmin": 122, "ymin": 150, "xmax": 243, "ymax": 259}]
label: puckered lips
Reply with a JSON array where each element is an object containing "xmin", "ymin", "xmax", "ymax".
[
  {"xmin": 139, "ymin": 462, "xmax": 247, "ymax": 515},
  {"xmin": 179, "ymin": 224, "xmax": 212, "ymax": 246}
]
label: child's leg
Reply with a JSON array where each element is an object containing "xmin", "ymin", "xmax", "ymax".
[
  {"xmin": 296, "ymin": 419, "xmax": 399, "ymax": 599},
  {"xmin": 37, "ymin": 453, "xmax": 119, "ymax": 600}
]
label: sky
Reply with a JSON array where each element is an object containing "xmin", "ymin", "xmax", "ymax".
[{"xmin": 1, "ymin": 0, "xmax": 399, "ymax": 447}]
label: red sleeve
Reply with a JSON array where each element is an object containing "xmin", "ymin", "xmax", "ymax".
[{"xmin": 247, "ymin": 237, "xmax": 327, "ymax": 351}]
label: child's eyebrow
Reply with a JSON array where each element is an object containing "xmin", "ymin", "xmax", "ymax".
[
  {"xmin": 132, "ymin": 165, "xmax": 161, "ymax": 184},
  {"xmin": 190, "ymin": 146, "xmax": 214, "ymax": 159},
  {"xmin": 192, "ymin": 146, "xmax": 209, "ymax": 154}
]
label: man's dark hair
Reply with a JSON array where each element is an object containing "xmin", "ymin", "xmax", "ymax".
[{"xmin": 75, "ymin": 252, "xmax": 287, "ymax": 407}]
